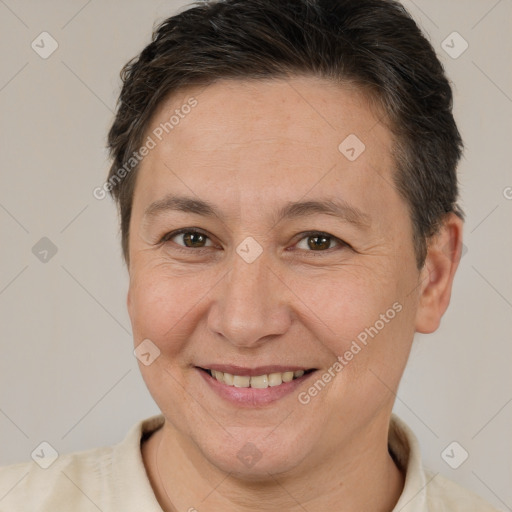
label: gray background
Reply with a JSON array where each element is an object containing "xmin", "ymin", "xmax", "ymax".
[{"xmin": 0, "ymin": 0, "xmax": 511, "ymax": 509}]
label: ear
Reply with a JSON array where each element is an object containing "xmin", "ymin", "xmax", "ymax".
[{"xmin": 415, "ymin": 213, "xmax": 464, "ymax": 334}]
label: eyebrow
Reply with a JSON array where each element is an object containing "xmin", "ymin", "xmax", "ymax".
[{"xmin": 143, "ymin": 194, "xmax": 371, "ymax": 229}]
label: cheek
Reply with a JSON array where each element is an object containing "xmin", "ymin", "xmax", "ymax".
[
  {"xmin": 128, "ymin": 265, "xmax": 208, "ymax": 355},
  {"xmin": 290, "ymin": 264, "xmax": 413, "ymax": 400},
  {"xmin": 287, "ymin": 264, "xmax": 401, "ymax": 348}
]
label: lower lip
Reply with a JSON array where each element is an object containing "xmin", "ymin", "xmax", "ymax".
[{"xmin": 198, "ymin": 369, "xmax": 315, "ymax": 407}]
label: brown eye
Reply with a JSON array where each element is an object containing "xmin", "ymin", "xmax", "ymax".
[
  {"xmin": 181, "ymin": 232, "xmax": 208, "ymax": 248},
  {"xmin": 162, "ymin": 229, "xmax": 213, "ymax": 249},
  {"xmin": 295, "ymin": 232, "xmax": 345, "ymax": 252},
  {"xmin": 307, "ymin": 235, "xmax": 331, "ymax": 250}
]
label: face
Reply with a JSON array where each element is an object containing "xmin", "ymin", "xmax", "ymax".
[{"xmin": 127, "ymin": 76, "xmax": 424, "ymax": 478}]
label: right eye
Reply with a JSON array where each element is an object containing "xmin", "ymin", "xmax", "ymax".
[{"xmin": 160, "ymin": 228, "xmax": 216, "ymax": 251}]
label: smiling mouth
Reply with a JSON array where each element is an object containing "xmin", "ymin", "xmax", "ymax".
[{"xmin": 198, "ymin": 368, "xmax": 316, "ymax": 388}]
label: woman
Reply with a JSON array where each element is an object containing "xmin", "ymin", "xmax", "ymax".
[{"xmin": 0, "ymin": 0, "xmax": 500, "ymax": 510}]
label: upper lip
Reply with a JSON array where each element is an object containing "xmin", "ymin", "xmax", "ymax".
[{"xmin": 198, "ymin": 365, "xmax": 315, "ymax": 377}]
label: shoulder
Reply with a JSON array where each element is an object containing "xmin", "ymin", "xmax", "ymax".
[
  {"xmin": 0, "ymin": 414, "xmax": 165, "ymax": 512},
  {"xmin": 389, "ymin": 414, "xmax": 500, "ymax": 512},
  {"xmin": 0, "ymin": 444, "xmax": 115, "ymax": 512},
  {"xmin": 424, "ymin": 469, "xmax": 501, "ymax": 511}
]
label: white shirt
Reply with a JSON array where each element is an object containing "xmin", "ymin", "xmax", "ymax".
[{"xmin": 0, "ymin": 414, "xmax": 499, "ymax": 511}]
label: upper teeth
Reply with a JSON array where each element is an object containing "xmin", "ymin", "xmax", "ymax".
[{"xmin": 210, "ymin": 370, "xmax": 305, "ymax": 388}]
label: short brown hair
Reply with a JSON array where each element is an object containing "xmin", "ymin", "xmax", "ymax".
[{"xmin": 107, "ymin": 0, "xmax": 464, "ymax": 268}]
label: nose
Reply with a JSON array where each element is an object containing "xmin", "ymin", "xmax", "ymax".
[{"xmin": 207, "ymin": 249, "xmax": 291, "ymax": 348}]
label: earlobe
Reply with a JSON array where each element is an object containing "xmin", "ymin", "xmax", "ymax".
[{"xmin": 414, "ymin": 213, "xmax": 464, "ymax": 334}]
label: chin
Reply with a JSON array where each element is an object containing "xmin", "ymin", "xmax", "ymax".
[{"xmin": 197, "ymin": 428, "xmax": 313, "ymax": 480}]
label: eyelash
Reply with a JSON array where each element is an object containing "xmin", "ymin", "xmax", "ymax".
[{"xmin": 158, "ymin": 228, "xmax": 350, "ymax": 255}]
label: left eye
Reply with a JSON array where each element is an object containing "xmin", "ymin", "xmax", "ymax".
[{"xmin": 295, "ymin": 232, "xmax": 344, "ymax": 252}]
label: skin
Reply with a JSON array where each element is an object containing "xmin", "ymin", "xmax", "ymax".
[{"xmin": 126, "ymin": 76, "xmax": 463, "ymax": 511}]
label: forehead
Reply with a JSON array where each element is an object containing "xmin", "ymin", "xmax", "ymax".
[
  {"xmin": 133, "ymin": 76, "xmax": 400, "ymax": 228},
  {"xmin": 147, "ymin": 77, "xmax": 389, "ymax": 150}
]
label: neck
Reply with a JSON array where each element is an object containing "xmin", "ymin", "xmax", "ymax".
[{"xmin": 142, "ymin": 416, "xmax": 404, "ymax": 512}]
